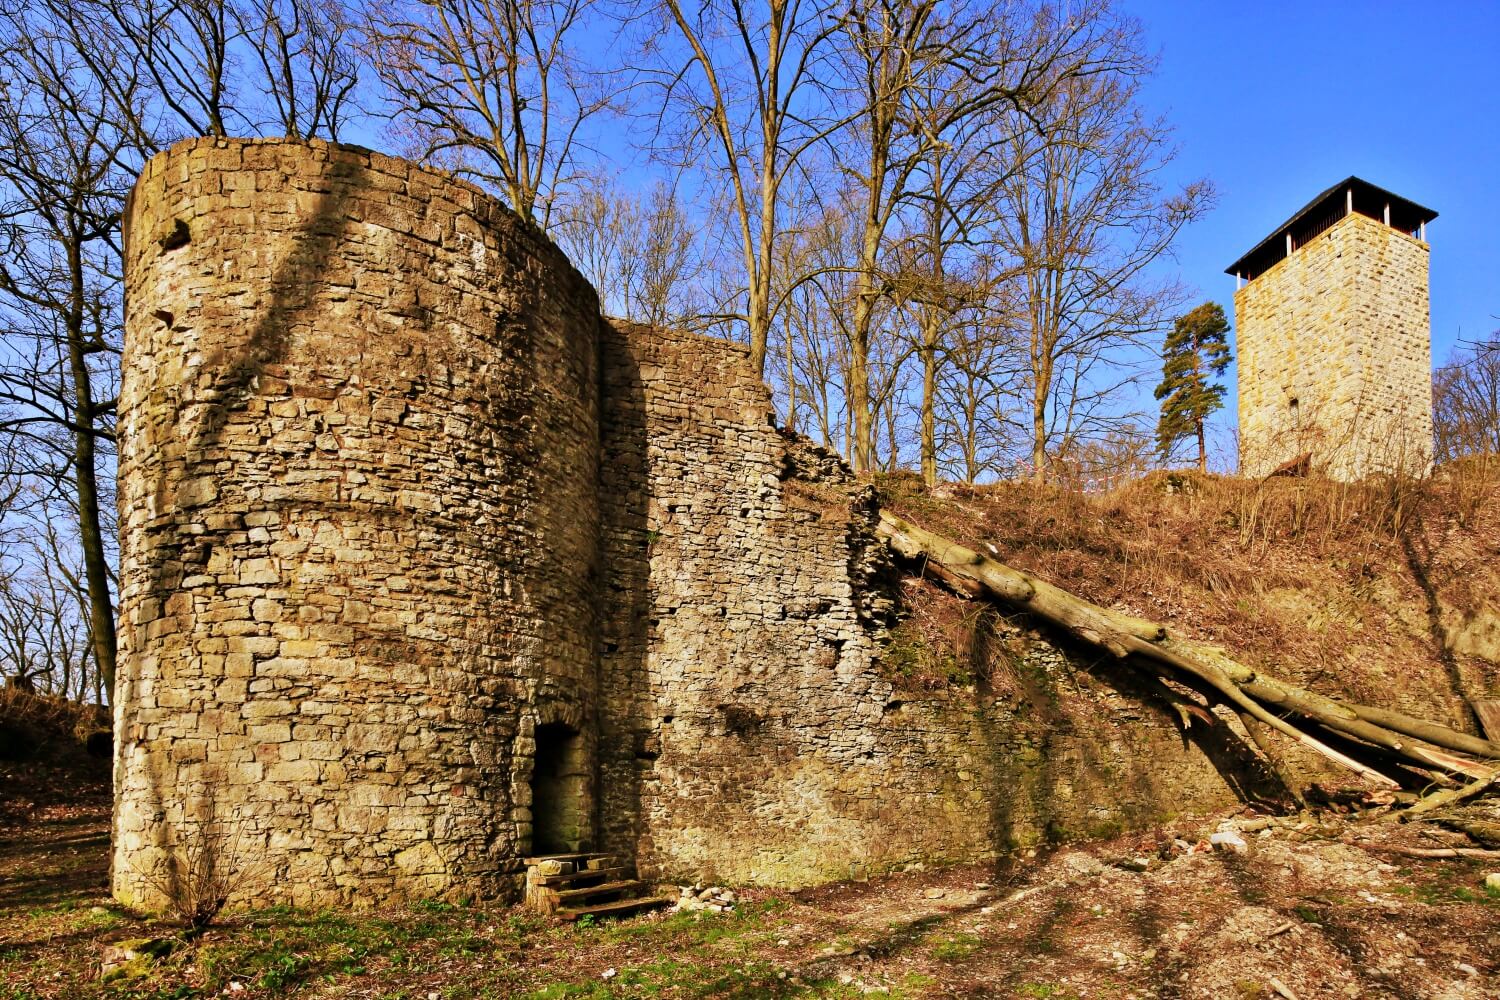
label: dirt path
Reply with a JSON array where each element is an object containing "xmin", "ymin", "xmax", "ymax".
[{"xmin": 1, "ymin": 800, "xmax": 1496, "ymax": 998}]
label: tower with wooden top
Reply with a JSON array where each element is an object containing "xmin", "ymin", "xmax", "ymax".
[{"xmin": 1228, "ymin": 177, "xmax": 1436, "ymax": 479}]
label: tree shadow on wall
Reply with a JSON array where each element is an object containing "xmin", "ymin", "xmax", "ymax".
[
  {"xmin": 1399, "ymin": 509, "xmax": 1479, "ymax": 731},
  {"xmin": 968, "ymin": 611, "xmax": 1291, "ymax": 870},
  {"xmin": 135, "ymin": 147, "xmax": 366, "ymax": 619},
  {"xmin": 126, "ymin": 146, "xmax": 372, "ymax": 894}
]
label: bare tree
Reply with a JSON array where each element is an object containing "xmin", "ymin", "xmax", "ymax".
[
  {"xmin": 0, "ymin": 6, "xmax": 138, "ymax": 701},
  {"xmin": 927, "ymin": 283, "xmax": 1024, "ymax": 483},
  {"xmin": 0, "ymin": 523, "xmax": 96, "ymax": 699},
  {"xmin": 645, "ymin": 0, "xmax": 843, "ymax": 376},
  {"xmin": 834, "ymin": 0, "xmax": 943, "ymax": 472},
  {"xmin": 85, "ymin": 0, "xmax": 239, "ymax": 140},
  {"xmin": 554, "ymin": 174, "xmax": 704, "ymax": 328},
  {"xmin": 622, "ymin": 183, "xmax": 703, "ymax": 328},
  {"xmin": 1433, "ymin": 335, "xmax": 1500, "ymax": 463},
  {"xmin": 768, "ymin": 197, "xmax": 858, "ymax": 447},
  {"xmin": 364, "ymin": 0, "xmax": 605, "ymax": 228},
  {"xmin": 834, "ymin": 0, "xmax": 1165, "ymax": 473},
  {"xmin": 901, "ymin": 50, "xmax": 1034, "ymax": 487},
  {"xmin": 237, "ymin": 0, "xmax": 363, "ymax": 140},
  {"xmin": 992, "ymin": 10, "xmax": 1210, "ymax": 483},
  {"xmin": 66, "ymin": 0, "xmax": 364, "ymax": 146},
  {"xmin": 0, "ymin": 564, "xmax": 51, "ymax": 692}
]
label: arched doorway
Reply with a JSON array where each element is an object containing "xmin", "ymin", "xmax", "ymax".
[{"xmin": 531, "ymin": 723, "xmax": 587, "ymax": 855}]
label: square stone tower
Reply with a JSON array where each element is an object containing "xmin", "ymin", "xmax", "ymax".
[{"xmin": 1228, "ymin": 177, "xmax": 1437, "ymax": 479}]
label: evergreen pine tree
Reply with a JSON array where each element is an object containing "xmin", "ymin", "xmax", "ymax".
[{"xmin": 1155, "ymin": 302, "xmax": 1232, "ymax": 471}]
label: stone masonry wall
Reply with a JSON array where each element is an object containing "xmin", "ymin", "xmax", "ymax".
[
  {"xmin": 114, "ymin": 138, "xmax": 601, "ymax": 908},
  {"xmin": 118, "ymin": 140, "xmax": 1269, "ymax": 909},
  {"xmin": 1236, "ymin": 212, "xmax": 1432, "ymax": 479},
  {"xmin": 597, "ymin": 323, "xmax": 1254, "ymax": 887}
]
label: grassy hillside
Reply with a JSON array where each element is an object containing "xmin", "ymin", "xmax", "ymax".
[{"xmin": 876, "ymin": 458, "xmax": 1500, "ymax": 736}]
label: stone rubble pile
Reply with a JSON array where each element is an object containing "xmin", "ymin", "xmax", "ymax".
[{"xmin": 675, "ymin": 884, "xmax": 738, "ymax": 913}]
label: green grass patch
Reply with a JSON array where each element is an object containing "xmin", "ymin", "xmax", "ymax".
[
  {"xmin": 517, "ymin": 957, "xmax": 801, "ymax": 999},
  {"xmin": 195, "ymin": 905, "xmax": 482, "ymax": 993},
  {"xmin": 589, "ymin": 901, "xmax": 784, "ymax": 956},
  {"xmin": 1392, "ymin": 878, "xmax": 1500, "ymax": 907},
  {"xmin": 928, "ymin": 931, "xmax": 981, "ymax": 962},
  {"xmin": 1292, "ymin": 904, "xmax": 1322, "ymax": 923}
]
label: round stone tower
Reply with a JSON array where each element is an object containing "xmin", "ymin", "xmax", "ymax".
[{"xmin": 114, "ymin": 138, "xmax": 601, "ymax": 908}]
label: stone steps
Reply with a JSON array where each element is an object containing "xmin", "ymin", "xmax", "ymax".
[
  {"xmin": 522, "ymin": 852, "xmax": 601, "ymax": 866},
  {"xmin": 535, "ymin": 865, "xmax": 628, "ymax": 888},
  {"xmin": 555, "ymin": 879, "xmax": 648, "ymax": 905},
  {"xmin": 523, "ymin": 853, "xmax": 670, "ymax": 921},
  {"xmin": 556, "ymin": 895, "xmax": 673, "ymax": 922}
]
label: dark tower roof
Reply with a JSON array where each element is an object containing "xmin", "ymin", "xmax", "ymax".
[{"xmin": 1226, "ymin": 176, "xmax": 1437, "ymax": 282}]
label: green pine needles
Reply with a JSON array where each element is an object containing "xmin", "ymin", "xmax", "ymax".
[{"xmin": 1155, "ymin": 302, "xmax": 1233, "ymax": 471}]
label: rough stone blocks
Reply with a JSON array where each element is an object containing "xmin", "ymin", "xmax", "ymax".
[
  {"xmin": 114, "ymin": 137, "xmax": 601, "ymax": 908},
  {"xmin": 1236, "ymin": 213, "xmax": 1433, "ymax": 479},
  {"xmin": 116, "ymin": 139, "xmax": 1258, "ymax": 911}
]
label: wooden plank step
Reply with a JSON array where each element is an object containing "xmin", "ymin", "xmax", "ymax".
[
  {"xmin": 555, "ymin": 880, "xmax": 645, "ymax": 903},
  {"xmin": 523, "ymin": 852, "xmax": 612, "ymax": 866},
  {"xmin": 536, "ymin": 865, "xmax": 626, "ymax": 888},
  {"xmin": 557, "ymin": 895, "xmax": 671, "ymax": 922}
]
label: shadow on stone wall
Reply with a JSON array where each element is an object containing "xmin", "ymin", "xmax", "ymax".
[
  {"xmin": 120, "ymin": 148, "xmax": 369, "ymax": 898},
  {"xmin": 967, "ymin": 611, "xmax": 1292, "ymax": 865},
  {"xmin": 119, "ymin": 139, "xmax": 605, "ymax": 905},
  {"xmin": 1400, "ymin": 511, "xmax": 1481, "ymax": 732},
  {"xmin": 128, "ymin": 147, "xmax": 369, "ymax": 664},
  {"xmin": 595, "ymin": 321, "xmax": 652, "ymax": 864}
]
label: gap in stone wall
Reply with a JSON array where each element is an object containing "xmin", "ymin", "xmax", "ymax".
[{"xmin": 531, "ymin": 722, "xmax": 587, "ymax": 855}]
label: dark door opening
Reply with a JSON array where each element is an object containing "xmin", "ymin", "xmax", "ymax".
[{"xmin": 531, "ymin": 723, "xmax": 587, "ymax": 855}]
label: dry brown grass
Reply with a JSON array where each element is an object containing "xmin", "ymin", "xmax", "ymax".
[
  {"xmin": 878, "ymin": 461, "xmax": 1500, "ymax": 726},
  {"xmin": 0, "ymin": 686, "xmax": 108, "ymax": 752}
]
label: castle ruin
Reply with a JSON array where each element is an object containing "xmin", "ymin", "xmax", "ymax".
[
  {"xmin": 1229, "ymin": 177, "xmax": 1436, "ymax": 479},
  {"xmin": 114, "ymin": 138, "xmax": 1267, "ymax": 910}
]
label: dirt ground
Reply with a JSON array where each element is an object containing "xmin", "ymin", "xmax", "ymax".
[{"xmin": 3, "ymin": 776, "xmax": 1496, "ymax": 1000}]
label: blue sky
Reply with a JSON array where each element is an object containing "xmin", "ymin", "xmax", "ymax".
[
  {"xmin": 1125, "ymin": 0, "xmax": 1500, "ymax": 450},
  {"xmin": 345, "ymin": 1, "xmax": 1496, "ymax": 467}
]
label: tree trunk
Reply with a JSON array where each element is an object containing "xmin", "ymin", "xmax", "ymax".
[
  {"xmin": 66, "ymin": 241, "xmax": 118, "ymax": 704},
  {"xmin": 1030, "ymin": 354, "xmax": 1052, "ymax": 484},
  {"xmin": 850, "ymin": 309, "xmax": 872, "ymax": 472},
  {"xmin": 747, "ymin": 149, "xmax": 777, "ymax": 377},
  {"xmin": 746, "ymin": 262, "xmax": 770, "ymax": 379},
  {"xmin": 783, "ymin": 303, "xmax": 797, "ymax": 433},
  {"xmin": 920, "ymin": 320, "xmax": 938, "ymax": 487},
  {"xmin": 919, "ymin": 154, "xmax": 945, "ymax": 488}
]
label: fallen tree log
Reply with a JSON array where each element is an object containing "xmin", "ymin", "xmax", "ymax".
[
  {"xmin": 876, "ymin": 509, "xmax": 1500, "ymax": 793},
  {"xmin": 1345, "ymin": 842, "xmax": 1500, "ymax": 861},
  {"xmin": 1396, "ymin": 769, "xmax": 1499, "ymax": 822}
]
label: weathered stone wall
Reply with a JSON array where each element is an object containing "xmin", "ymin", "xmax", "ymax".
[
  {"xmin": 1236, "ymin": 212, "xmax": 1432, "ymax": 479},
  {"xmin": 117, "ymin": 140, "xmax": 1269, "ymax": 908},
  {"xmin": 596, "ymin": 323, "xmax": 1254, "ymax": 887},
  {"xmin": 114, "ymin": 137, "xmax": 601, "ymax": 908}
]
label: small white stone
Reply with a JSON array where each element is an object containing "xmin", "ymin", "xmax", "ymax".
[{"xmin": 1209, "ymin": 831, "xmax": 1248, "ymax": 854}]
